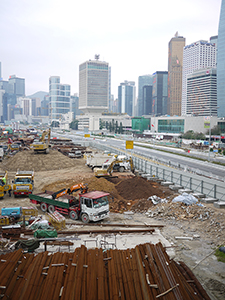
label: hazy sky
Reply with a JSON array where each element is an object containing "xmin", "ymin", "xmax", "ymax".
[{"xmin": 0, "ymin": 0, "xmax": 222, "ymax": 98}]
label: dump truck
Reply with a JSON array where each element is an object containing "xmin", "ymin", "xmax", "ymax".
[
  {"xmin": 0, "ymin": 171, "xmax": 11, "ymax": 198},
  {"xmin": 30, "ymin": 128, "xmax": 51, "ymax": 154},
  {"xmin": 29, "ymin": 189, "xmax": 110, "ymax": 223},
  {"xmin": 86, "ymin": 152, "xmax": 116, "ymax": 170},
  {"xmin": 12, "ymin": 170, "xmax": 34, "ymax": 197}
]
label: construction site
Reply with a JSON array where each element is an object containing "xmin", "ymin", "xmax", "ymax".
[{"xmin": 0, "ymin": 132, "xmax": 224, "ymax": 299}]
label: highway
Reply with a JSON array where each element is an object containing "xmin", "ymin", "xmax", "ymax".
[
  {"xmin": 53, "ymin": 130, "xmax": 225, "ymax": 180},
  {"xmin": 94, "ymin": 137, "xmax": 225, "ymax": 180}
]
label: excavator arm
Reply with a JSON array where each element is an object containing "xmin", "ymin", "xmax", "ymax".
[{"xmin": 52, "ymin": 183, "xmax": 88, "ymax": 199}]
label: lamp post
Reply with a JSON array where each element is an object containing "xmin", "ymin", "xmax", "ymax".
[{"xmin": 208, "ymin": 115, "xmax": 211, "ymax": 161}]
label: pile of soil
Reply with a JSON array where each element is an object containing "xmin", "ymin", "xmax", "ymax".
[
  {"xmin": 110, "ymin": 176, "xmax": 173, "ymax": 200},
  {"xmin": 43, "ymin": 175, "xmax": 175, "ymax": 213},
  {"xmin": 0, "ymin": 149, "xmax": 88, "ymax": 172}
]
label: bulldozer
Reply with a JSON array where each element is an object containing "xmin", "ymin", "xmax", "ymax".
[
  {"xmin": 31, "ymin": 128, "xmax": 51, "ymax": 154},
  {"xmin": 94, "ymin": 157, "xmax": 135, "ymax": 177}
]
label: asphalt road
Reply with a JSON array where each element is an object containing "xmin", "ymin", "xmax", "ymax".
[{"xmin": 53, "ymin": 131, "xmax": 225, "ymax": 180}]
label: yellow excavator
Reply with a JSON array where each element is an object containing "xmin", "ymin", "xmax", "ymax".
[
  {"xmin": 94, "ymin": 157, "xmax": 135, "ymax": 177},
  {"xmin": 31, "ymin": 128, "xmax": 51, "ymax": 154}
]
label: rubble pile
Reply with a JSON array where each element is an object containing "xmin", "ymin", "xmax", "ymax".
[{"xmin": 146, "ymin": 201, "xmax": 213, "ymax": 220}]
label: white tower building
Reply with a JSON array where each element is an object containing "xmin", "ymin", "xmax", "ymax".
[
  {"xmin": 182, "ymin": 40, "xmax": 216, "ymax": 115},
  {"xmin": 79, "ymin": 58, "xmax": 109, "ymax": 114}
]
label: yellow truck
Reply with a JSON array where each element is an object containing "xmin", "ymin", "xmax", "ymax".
[
  {"xmin": 12, "ymin": 170, "xmax": 34, "ymax": 198},
  {"xmin": 0, "ymin": 171, "xmax": 11, "ymax": 198}
]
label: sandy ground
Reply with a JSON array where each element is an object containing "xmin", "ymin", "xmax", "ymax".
[{"xmin": 0, "ymin": 150, "xmax": 224, "ymax": 299}]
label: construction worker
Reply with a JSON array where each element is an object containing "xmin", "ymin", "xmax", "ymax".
[{"xmin": 2, "ymin": 176, "xmax": 6, "ymax": 185}]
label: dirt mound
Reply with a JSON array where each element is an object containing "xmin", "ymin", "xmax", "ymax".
[
  {"xmin": 0, "ymin": 149, "xmax": 87, "ymax": 172},
  {"xmin": 113, "ymin": 176, "xmax": 173, "ymax": 200},
  {"xmin": 42, "ymin": 175, "xmax": 175, "ymax": 213}
]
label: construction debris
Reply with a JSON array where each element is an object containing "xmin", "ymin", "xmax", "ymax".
[{"xmin": 0, "ymin": 242, "xmax": 211, "ymax": 300}]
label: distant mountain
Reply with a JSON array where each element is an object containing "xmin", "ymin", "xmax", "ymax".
[{"xmin": 27, "ymin": 91, "xmax": 48, "ymax": 101}]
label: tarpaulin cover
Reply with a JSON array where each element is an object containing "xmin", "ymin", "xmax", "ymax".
[
  {"xmin": 172, "ymin": 192, "xmax": 198, "ymax": 205},
  {"xmin": 34, "ymin": 229, "xmax": 57, "ymax": 238},
  {"xmin": 15, "ymin": 239, "xmax": 40, "ymax": 251}
]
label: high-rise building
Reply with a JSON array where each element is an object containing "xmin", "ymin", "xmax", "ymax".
[
  {"xmin": 182, "ymin": 40, "xmax": 217, "ymax": 115},
  {"xmin": 187, "ymin": 68, "xmax": 217, "ymax": 116},
  {"xmin": 143, "ymin": 86, "xmax": 153, "ymax": 115},
  {"xmin": 152, "ymin": 71, "xmax": 168, "ymax": 116},
  {"xmin": 138, "ymin": 75, "xmax": 153, "ymax": 116},
  {"xmin": 31, "ymin": 98, "xmax": 41, "ymax": 116},
  {"xmin": 49, "ymin": 76, "xmax": 70, "ymax": 120},
  {"xmin": 8, "ymin": 75, "xmax": 25, "ymax": 97},
  {"xmin": 79, "ymin": 58, "xmax": 109, "ymax": 114},
  {"xmin": 118, "ymin": 81, "xmax": 136, "ymax": 116},
  {"xmin": 168, "ymin": 34, "xmax": 185, "ymax": 116},
  {"xmin": 217, "ymin": 0, "xmax": 225, "ymax": 117},
  {"xmin": 21, "ymin": 98, "xmax": 32, "ymax": 117}
]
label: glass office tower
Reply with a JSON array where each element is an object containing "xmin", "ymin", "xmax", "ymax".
[
  {"xmin": 217, "ymin": 0, "xmax": 225, "ymax": 117},
  {"xmin": 49, "ymin": 76, "xmax": 70, "ymax": 120}
]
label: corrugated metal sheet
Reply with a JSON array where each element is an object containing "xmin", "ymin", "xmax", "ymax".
[{"xmin": 0, "ymin": 242, "xmax": 210, "ymax": 300}]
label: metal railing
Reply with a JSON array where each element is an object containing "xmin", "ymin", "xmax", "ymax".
[{"xmin": 88, "ymin": 141, "xmax": 225, "ymax": 201}]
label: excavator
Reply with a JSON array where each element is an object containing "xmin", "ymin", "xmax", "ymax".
[
  {"xmin": 51, "ymin": 182, "xmax": 88, "ymax": 200},
  {"xmin": 31, "ymin": 128, "xmax": 51, "ymax": 154},
  {"xmin": 94, "ymin": 157, "xmax": 135, "ymax": 177}
]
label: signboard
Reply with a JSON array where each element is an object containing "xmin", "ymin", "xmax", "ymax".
[
  {"xmin": 84, "ymin": 134, "xmax": 90, "ymax": 138},
  {"xmin": 204, "ymin": 121, "xmax": 210, "ymax": 129},
  {"xmin": 126, "ymin": 140, "xmax": 133, "ymax": 149}
]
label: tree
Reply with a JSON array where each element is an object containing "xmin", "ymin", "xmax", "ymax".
[
  {"xmin": 206, "ymin": 125, "xmax": 221, "ymax": 136},
  {"xmin": 51, "ymin": 121, "xmax": 60, "ymax": 127},
  {"xmin": 119, "ymin": 122, "xmax": 123, "ymax": 134},
  {"xmin": 69, "ymin": 119, "xmax": 79, "ymax": 130},
  {"xmin": 181, "ymin": 130, "xmax": 194, "ymax": 139}
]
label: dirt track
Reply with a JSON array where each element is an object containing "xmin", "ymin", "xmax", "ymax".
[{"xmin": 0, "ymin": 149, "xmax": 224, "ymax": 299}]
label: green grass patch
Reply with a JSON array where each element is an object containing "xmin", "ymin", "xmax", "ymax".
[{"xmin": 215, "ymin": 247, "xmax": 225, "ymax": 263}]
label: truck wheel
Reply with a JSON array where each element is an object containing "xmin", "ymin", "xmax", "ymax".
[
  {"xmin": 48, "ymin": 205, "xmax": 55, "ymax": 214},
  {"xmin": 81, "ymin": 213, "xmax": 89, "ymax": 223},
  {"xmin": 69, "ymin": 211, "xmax": 78, "ymax": 220},
  {"xmin": 119, "ymin": 166, "xmax": 125, "ymax": 172},
  {"xmin": 40, "ymin": 203, "xmax": 47, "ymax": 212}
]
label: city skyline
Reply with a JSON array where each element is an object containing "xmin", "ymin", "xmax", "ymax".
[{"xmin": 0, "ymin": 0, "xmax": 221, "ymax": 99}]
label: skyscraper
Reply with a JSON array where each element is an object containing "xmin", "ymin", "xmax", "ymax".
[
  {"xmin": 49, "ymin": 76, "xmax": 70, "ymax": 120},
  {"xmin": 187, "ymin": 68, "xmax": 217, "ymax": 116},
  {"xmin": 138, "ymin": 75, "xmax": 153, "ymax": 116},
  {"xmin": 118, "ymin": 81, "xmax": 136, "ymax": 116},
  {"xmin": 152, "ymin": 71, "xmax": 168, "ymax": 116},
  {"xmin": 182, "ymin": 40, "xmax": 216, "ymax": 115},
  {"xmin": 8, "ymin": 75, "xmax": 25, "ymax": 97},
  {"xmin": 168, "ymin": 33, "xmax": 185, "ymax": 116},
  {"xmin": 79, "ymin": 58, "xmax": 109, "ymax": 114},
  {"xmin": 217, "ymin": 0, "xmax": 225, "ymax": 117}
]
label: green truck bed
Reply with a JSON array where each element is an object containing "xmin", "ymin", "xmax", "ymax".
[{"xmin": 29, "ymin": 193, "xmax": 71, "ymax": 209}]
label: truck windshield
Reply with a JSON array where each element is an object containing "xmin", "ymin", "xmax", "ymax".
[
  {"xmin": 15, "ymin": 178, "xmax": 32, "ymax": 184},
  {"xmin": 93, "ymin": 196, "xmax": 108, "ymax": 208}
]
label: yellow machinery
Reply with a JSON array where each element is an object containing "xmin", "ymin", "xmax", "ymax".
[
  {"xmin": 94, "ymin": 157, "xmax": 135, "ymax": 177},
  {"xmin": 12, "ymin": 170, "xmax": 34, "ymax": 198},
  {"xmin": 8, "ymin": 143, "xmax": 21, "ymax": 152},
  {"xmin": 31, "ymin": 128, "xmax": 51, "ymax": 154},
  {"xmin": 0, "ymin": 171, "xmax": 11, "ymax": 198}
]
